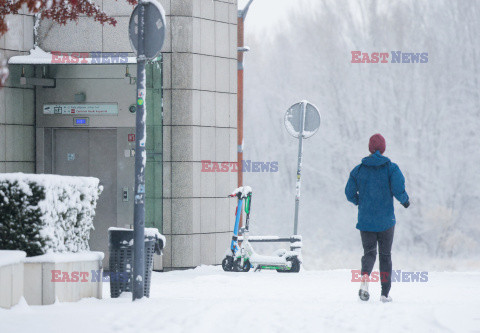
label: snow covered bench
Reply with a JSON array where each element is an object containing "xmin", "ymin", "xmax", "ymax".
[
  {"xmin": 24, "ymin": 252, "xmax": 104, "ymax": 305},
  {"xmin": 0, "ymin": 250, "xmax": 26, "ymax": 309}
]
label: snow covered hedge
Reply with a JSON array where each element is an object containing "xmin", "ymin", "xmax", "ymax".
[{"xmin": 0, "ymin": 173, "xmax": 103, "ymax": 256}]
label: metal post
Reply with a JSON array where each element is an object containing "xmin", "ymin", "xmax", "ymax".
[
  {"xmin": 133, "ymin": 0, "xmax": 146, "ymax": 301},
  {"xmin": 237, "ymin": 0, "xmax": 254, "ymax": 230},
  {"xmin": 237, "ymin": 15, "xmax": 244, "ymax": 192},
  {"xmin": 293, "ymin": 102, "xmax": 306, "ymax": 235}
]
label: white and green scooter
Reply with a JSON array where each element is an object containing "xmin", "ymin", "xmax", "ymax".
[{"xmin": 222, "ymin": 186, "xmax": 302, "ymax": 273}]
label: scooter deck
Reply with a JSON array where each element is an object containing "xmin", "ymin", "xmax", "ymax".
[
  {"xmin": 237, "ymin": 235, "xmax": 302, "ymax": 243},
  {"xmin": 249, "ymin": 253, "xmax": 291, "ymax": 266}
]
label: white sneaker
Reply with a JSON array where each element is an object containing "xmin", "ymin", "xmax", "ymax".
[
  {"xmin": 358, "ymin": 274, "xmax": 370, "ymax": 301},
  {"xmin": 380, "ymin": 295, "xmax": 393, "ymax": 303}
]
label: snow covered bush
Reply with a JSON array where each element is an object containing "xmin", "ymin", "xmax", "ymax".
[
  {"xmin": 0, "ymin": 179, "xmax": 46, "ymax": 256},
  {"xmin": 0, "ymin": 173, "xmax": 102, "ymax": 256}
]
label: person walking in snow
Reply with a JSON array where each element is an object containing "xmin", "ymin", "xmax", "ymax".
[{"xmin": 345, "ymin": 134, "xmax": 409, "ymax": 303}]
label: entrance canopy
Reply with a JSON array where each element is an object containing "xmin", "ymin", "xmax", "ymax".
[{"xmin": 8, "ymin": 47, "xmax": 137, "ymax": 65}]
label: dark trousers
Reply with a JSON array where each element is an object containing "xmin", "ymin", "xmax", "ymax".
[{"xmin": 360, "ymin": 225, "xmax": 395, "ymax": 297}]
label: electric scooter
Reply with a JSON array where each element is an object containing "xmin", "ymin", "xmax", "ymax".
[{"xmin": 222, "ymin": 186, "xmax": 302, "ymax": 273}]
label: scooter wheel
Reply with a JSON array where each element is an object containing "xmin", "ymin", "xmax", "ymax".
[
  {"xmin": 288, "ymin": 256, "xmax": 301, "ymax": 273},
  {"xmin": 233, "ymin": 259, "xmax": 251, "ymax": 272},
  {"xmin": 277, "ymin": 256, "xmax": 301, "ymax": 273},
  {"xmin": 242, "ymin": 260, "xmax": 251, "ymax": 272},
  {"xmin": 222, "ymin": 256, "xmax": 234, "ymax": 272}
]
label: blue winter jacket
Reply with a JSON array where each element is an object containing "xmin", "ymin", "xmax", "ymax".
[{"xmin": 345, "ymin": 151, "xmax": 409, "ymax": 232}]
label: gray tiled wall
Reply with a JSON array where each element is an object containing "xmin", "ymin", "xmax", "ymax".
[
  {"xmin": 162, "ymin": 0, "xmax": 238, "ymax": 269},
  {"xmin": 2, "ymin": 0, "xmax": 238, "ymax": 269},
  {"xmin": 0, "ymin": 9, "xmax": 35, "ymax": 173}
]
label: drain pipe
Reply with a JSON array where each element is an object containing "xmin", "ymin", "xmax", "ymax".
[
  {"xmin": 237, "ymin": 0, "xmax": 254, "ymax": 187},
  {"xmin": 237, "ymin": 0, "xmax": 254, "ymax": 229}
]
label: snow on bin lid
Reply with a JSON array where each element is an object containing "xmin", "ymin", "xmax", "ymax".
[
  {"xmin": 108, "ymin": 227, "xmax": 166, "ymax": 245},
  {"xmin": 145, "ymin": 228, "xmax": 166, "ymax": 245},
  {"xmin": 8, "ymin": 47, "xmax": 137, "ymax": 65},
  {"xmin": 0, "ymin": 250, "xmax": 26, "ymax": 267}
]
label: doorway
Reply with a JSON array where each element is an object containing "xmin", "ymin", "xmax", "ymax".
[{"xmin": 53, "ymin": 129, "xmax": 117, "ymax": 260}]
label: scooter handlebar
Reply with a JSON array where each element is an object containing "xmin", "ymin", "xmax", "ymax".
[{"xmin": 229, "ymin": 186, "xmax": 253, "ymax": 199}]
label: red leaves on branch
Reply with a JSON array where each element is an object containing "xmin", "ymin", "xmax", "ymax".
[
  {"xmin": 1, "ymin": 0, "xmax": 139, "ymax": 36},
  {"xmin": 41, "ymin": 0, "xmax": 118, "ymax": 27},
  {"xmin": 0, "ymin": 0, "xmax": 23, "ymax": 35},
  {"xmin": 0, "ymin": 0, "xmax": 138, "ymax": 87}
]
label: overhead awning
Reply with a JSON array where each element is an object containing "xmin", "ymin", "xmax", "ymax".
[{"xmin": 8, "ymin": 47, "xmax": 137, "ymax": 65}]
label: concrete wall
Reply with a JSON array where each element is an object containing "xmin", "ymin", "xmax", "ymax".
[
  {"xmin": 24, "ymin": 259, "xmax": 103, "ymax": 305},
  {"xmin": 2, "ymin": 0, "xmax": 238, "ymax": 270},
  {"xmin": 0, "ymin": 9, "xmax": 35, "ymax": 173},
  {"xmin": 162, "ymin": 0, "xmax": 238, "ymax": 269},
  {"xmin": 0, "ymin": 262, "xmax": 24, "ymax": 309}
]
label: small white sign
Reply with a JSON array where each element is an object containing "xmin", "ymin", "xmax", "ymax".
[{"xmin": 43, "ymin": 104, "xmax": 118, "ymax": 115}]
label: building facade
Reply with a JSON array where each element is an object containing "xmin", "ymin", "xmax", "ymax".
[{"xmin": 0, "ymin": 0, "xmax": 238, "ymax": 270}]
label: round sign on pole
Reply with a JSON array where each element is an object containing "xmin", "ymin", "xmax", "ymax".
[
  {"xmin": 129, "ymin": 0, "xmax": 166, "ymax": 60},
  {"xmin": 285, "ymin": 100, "xmax": 320, "ymax": 235},
  {"xmin": 284, "ymin": 101, "xmax": 321, "ymax": 138}
]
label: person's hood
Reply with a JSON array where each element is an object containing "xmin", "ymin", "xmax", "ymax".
[{"xmin": 361, "ymin": 151, "xmax": 390, "ymax": 167}]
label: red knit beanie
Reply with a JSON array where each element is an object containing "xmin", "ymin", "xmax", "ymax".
[{"xmin": 369, "ymin": 134, "xmax": 386, "ymax": 154}]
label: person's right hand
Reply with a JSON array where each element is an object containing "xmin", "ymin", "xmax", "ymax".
[{"xmin": 402, "ymin": 201, "xmax": 410, "ymax": 208}]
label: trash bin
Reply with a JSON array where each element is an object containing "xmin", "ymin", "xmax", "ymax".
[{"xmin": 108, "ymin": 228, "xmax": 164, "ymax": 298}]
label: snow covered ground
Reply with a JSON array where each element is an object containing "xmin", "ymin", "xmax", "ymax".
[{"xmin": 2, "ymin": 266, "xmax": 480, "ymax": 332}]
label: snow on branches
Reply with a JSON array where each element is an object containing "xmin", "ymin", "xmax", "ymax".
[
  {"xmin": 1, "ymin": 0, "xmax": 136, "ymax": 36},
  {"xmin": 0, "ymin": 0, "xmax": 137, "ymax": 86}
]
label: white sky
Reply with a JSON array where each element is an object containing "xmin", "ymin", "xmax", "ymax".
[{"xmin": 238, "ymin": 0, "xmax": 305, "ymax": 35}]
